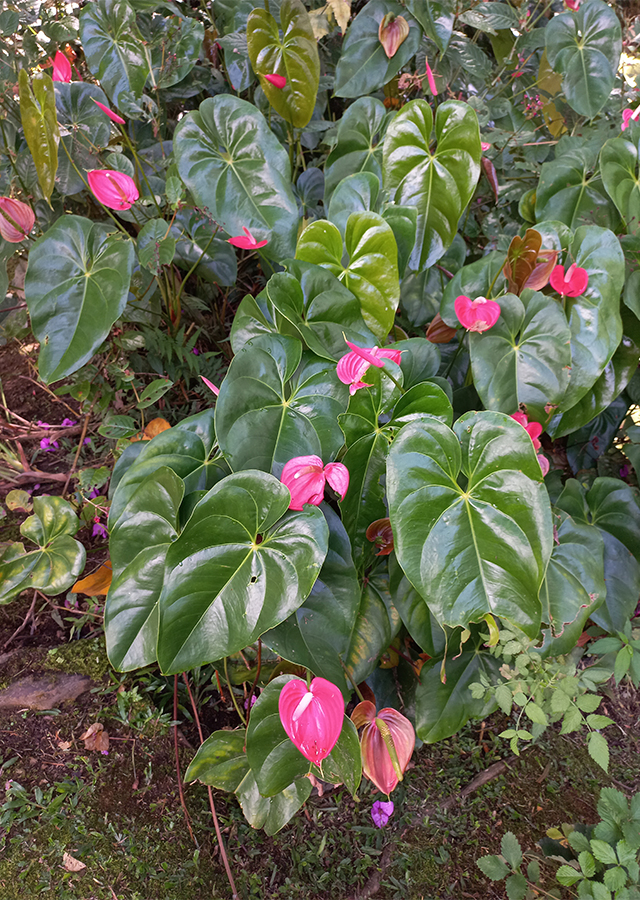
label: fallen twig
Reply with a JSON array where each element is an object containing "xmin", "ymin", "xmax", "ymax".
[{"xmin": 3, "ymin": 590, "xmax": 37, "ymax": 648}]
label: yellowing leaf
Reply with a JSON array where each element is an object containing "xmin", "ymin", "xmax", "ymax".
[
  {"xmin": 538, "ymin": 51, "xmax": 567, "ymax": 138},
  {"xmin": 327, "ymin": 0, "xmax": 351, "ymax": 33},
  {"xmin": 309, "ymin": 7, "xmax": 331, "ymax": 39},
  {"xmin": 131, "ymin": 417, "xmax": 172, "ymax": 442},
  {"xmin": 71, "ymin": 560, "xmax": 112, "ymax": 595}
]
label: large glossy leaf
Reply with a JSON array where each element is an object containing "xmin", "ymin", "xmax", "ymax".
[
  {"xmin": 24, "ymin": 216, "xmax": 135, "ymax": 383},
  {"xmin": 79, "ymin": 0, "xmax": 148, "ymax": 108},
  {"xmin": 216, "ymin": 335, "xmax": 347, "ymax": 475},
  {"xmin": 545, "ymin": 0, "xmax": 621, "ymax": 119},
  {"xmin": 389, "ymin": 554, "xmax": 447, "ymax": 657},
  {"xmin": 550, "ymin": 325, "xmax": 640, "ymax": 438},
  {"xmin": 556, "ymin": 478, "xmax": 640, "ymax": 633},
  {"xmin": 324, "ymin": 97, "xmax": 388, "ymax": 200},
  {"xmin": 600, "ymin": 138, "xmax": 640, "ymax": 231},
  {"xmin": 157, "ymin": 471, "xmax": 329, "ymax": 673},
  {"xmin": 551, "ymin": 226, "xmax": 625, "ymax": 420},
  {"xmin": 535, "ymin": 145, "xmax": 618, "ymax": 230},
  {"xmin": 108, "ymin": 409, "xmax": 218, "ymax": 520},
  {"xmin": 173, "ymin": 95, "xmax": 299, "ymax": 261},
  {"xmin": 236, "ymin": 769, "xmax": 311, "ymax": 835},
  {"xmin": 263, "ymin": 506, "xmax": 361, "ymax": 696},
  {"xmin": 340, "ymin": 367, "xmax": 452, "ymax": 564},
  {"xmin": 18, "ymin": 71, "xmax": 59, "ymax": 202},
  {"xmin": 334, "ymin": 0, "xmax": 421, "ymax": 99},
  {"xmin": 295, "ymin": 212, "xmax": 399, "ymax": 342},
  {"xmin": 265, "ymin": 270, "xmax": 373, "ymax": 362},
  {"xmin": 54, "ymin": 83, "xmax": 111, "ymax": 195},
  {"xmin": 148, "ymin": 13, "xmax": 204, "ymax": 89},
  {"xmin": 344, "ymin": 575, "xmax": 402, "ymax": 685},
  {"xmin": 405, "ymin": 0, "xmax": 454, "ymax": 53},
  {"xmin": 247, "ymin": 0, "xmax": 319, "ymax": 128},
  {"xmin": 415, "ymin": 644, "xmax": 500, "ymax": 743},
  {"xmin": 0, "ymin": 497, "xmax": 85, "ymax": 604},
  {"xmin": 186, "ymin": 730, "xmax": 249, "ymax": 792},
  {"xmin": 469, "ymin": 290, "xmax": 571, "ymax": 424},
  {"xmin": 541, "ymin": 509, "xmax": 606, "ymax": 640},
  {"xmin": 383, "ymin": 100, "xmax": 481, "ymax": 271},
  {"xmin": 387, "ymin": 412, "xmax": 553, "ymax": 637},
  {"xmin": 327, "ymin": 171, "xmax": 380, "ymax": 237},
  {"xmin": 105, "ymin": 467, "xmax": 183, "ymax": 672},
  {"xmin": 382, "ymin": 204, "xmax": 418, "ymax": 278}
]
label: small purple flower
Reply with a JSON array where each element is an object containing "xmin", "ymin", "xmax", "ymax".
[
  {"xmin": 84, "ymin": 437, "xmax": 92, "ymax": 445},
  {"xmin": 40, "ymin": 437, "xmax": 59, "ymax": 451},
  {"xmin": 88, "ymin": 488, "xmax": 100, "ymax": 500},
  {"xmin": 38, "ymin": 420, "xmax": 51, "ymax": 429},
  {"xmin": 61, "ymin": 417, "xmax": 77, "ymax": 427},
  {"xmin": 92, "ymin": 517, "xmax": 108, "ymax": 540},
  {"xmin": 192, "ymin": 347, "xmax": 200, "ymax": 355},
  {"xmin": 620, "ymin": 464, "xmax": 630, "ymax": 479},
  {"xmin": 371, "ymin": 799, "xmax": 394, "ymax": 828},
  {"xmin": 244, "ymin": 695, "xmax": 258, "ymax": 710}
]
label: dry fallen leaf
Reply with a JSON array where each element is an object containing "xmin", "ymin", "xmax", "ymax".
[
  {"xmin": 71, "ymin": 560, "xmax": 112, "ymax": 596},
  {"xmin": 63, "ymin": 852, "xmax": 86, "ymax": 874},
  {"xmin": 130, "ymin": 417, "xmax": 172, "ymax": 442},
  {"xmin": 79, "ymin": 722, "xmax": 109, "ymax": 752},
  {"xmin": 327, "ymin": 0, "xmax": 351, "ymax": 33},
  {"xmin": 57, "ymin": 740, "xmax": 73, "ymax": 751}
]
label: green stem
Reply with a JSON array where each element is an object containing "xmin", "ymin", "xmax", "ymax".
[
  {"xmin": 486, "ymin": 264, "xmax": 504, "ymax": 299},
  {"xmin": 380, "ymin": 364, "xmax": 405, "ymax": 394},
  {"xmin": 443, "ymin": 334, "xmax": 465, "ymax": 379},
  {"xmin": 223, "ymin": 656, "xmax": 247, "ymax": 726},
  {"xmin": 173, "ymin": 226, "xmax": 219, "ymax": 306},
  {"xmin": 119, "ymin": 126, "xmax": 164, "ymax": 217},
  {"xmin": 340, "ymin": 658, "xmax": 365, "ymax": 703}
]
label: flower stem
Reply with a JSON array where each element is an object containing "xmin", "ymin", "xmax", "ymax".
[{"xmin": 223, "ymin": 656, "xmax": 247, "ymax": 726}]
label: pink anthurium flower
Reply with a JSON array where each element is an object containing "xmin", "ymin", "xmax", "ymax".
[
  {"xmin": 200, "ymin": 375, "xmax": 219, "ymax": 397},
  {"xmin": 280, "ymin": 455, "xmax": 349, "ymax": 510},
  {"xmin": 424, "ymin": 59, "xmax": 438, "ymax": 95},
  {"xmin": 565, "ymin": 0, "xmax": 580, "ymax": 9},
  {"xmin": 454, "ymin": 295, "xmax": 501, "ymax": 333},
  {"xmin": 264, "ymin": 73, "xmax": 286, "ymax": 89},
  {"xmin": 227, "ymin": 226, "xmax": 268, "ymax": 250},
  {"xmin": 91, "ymin": 98, "xmax": 126, "ymax": 125},
  {"xmin": 378, "ymin": 13, "xmax": 410, "ymax": 58},
  {"xmin": 511, "ymin": 411, "xmax": 543, "ymax": 451},
  {"xmin": 278, "ymin": 677, "xmax": 344, "ymax": 765},
  {"xmin": 0, "ymin": 197, "xmax": 35, "ymax": 242},
  {"xmin": 481, "ymin": 141, "xmax": 491, "ymax": 152},
  {"xmin": 49, "ymin": 50, "xmax": 71, "ymax": 83},
  {"xmin": 511, "ymin": 412, "xmax": 549, "ymax": 474},
  {"xmin": 549, "ymin": 263, "xmax": 588, "ymax": 297},
  {"xmin": 623, "ymin": 107, "xmax": 640, "ymax": 131},
  {"xmin": 87, "ymin": 169, "xmax": 139, "ymax": 210},
  {"xmin": 336, "ymin": 340, "xmax": 402, "ymax": 395},
  {"xmin": 351, "ymin": 701, "xmax": 415, "ymax": 795}
]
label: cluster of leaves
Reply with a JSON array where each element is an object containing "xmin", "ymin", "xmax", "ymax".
[
  {"xmin": 1, "ymin": 0, "xmax": 640, "ymax": 836},
  {"xmin": 470, "ymin": 623, "xmax": 612, "ymax": 770},
  {"xmin": 478, "ymin": 788, "xmax": 640, "ymax": 900}
]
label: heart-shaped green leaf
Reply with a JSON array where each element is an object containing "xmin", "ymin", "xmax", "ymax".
[
  {"xmin": 389, "ymin": 554, "xmax": 447, "ymax": 657},
  {"xmin": 535, "ymin": 144, "xmax": 618, "ymax": 230},
  {"xmin": 600, "ymin": 138, "xmax": 640, "ymax": 230},
  {"xmin": 170, "ymin": 209, "xmax": 237, "ymax": 288},
  {"xmin": 148, "ymin": 13, "xmax": 204, "ymax": 89},
  {"xmin": 387, "ymin": 412, "xmax": 553, "ymax": 637},
  {"xmin": 324, "ymin": 97, "xmax": 389, "ymax": 201},
  {"xmin": 405, "ymin": 0, "xmax": 454, "ymax": 53},
  {"xmin": 24, "ymin": 216, "xmax": 135, "ymax": 383},
  {"xmin": 236, "ymin": 769, "xmax": 311, "ymax": 836},
  {"xmin": 108, "ymin": 409, "xmax": 218, "ymax": 520},
  {"xmin": 247, "ymin": 0, "xmax": 319, "ymax": 128},
  {"xmin": 295, "ymin": 212, "xmax": 399, "ymax": 342},
  {"xmin": 157, "ymin": 471, "xmax": 329, "ymax": 673},
  {"xmin": 54, "ymin": 83, "xmax": 111, "ymax": 195},
  {"xmin": 327, "ymin": 171, "xmax": 380, "ymax": 237},
  {"xmin": 344, "ymin": 575, "xmax": 401, "ymax": 685},
  {"xmin": 469, "ymin": 290, "xmax": 572, "ymax": 424},
  {"xmin": 415, "ymin": 643, "xmax": 500, "ymax": 743},
  {"xmin": 334, "ymin": 0, "xmax": 421, "ymax": 99},
  {"xmin": 79, "ymin": 0, "xmax": 148, "ymax": 108},
  {"xmin": 173, "ymin": 95, "xmax": 299, "ymax": 261},
  {"xmin": 137, "ymin": 218, "xmax": 176, "ymax": 275},
  {"xmin": 215, "ymin": 334, "xmax": 348, "ymax": 474},
  {"xmin": 105, "ymin": 467, "xmax": 184, "ymax": 672},
  {"xmin": 550, "ymin": 226, "xmax": 625, "ymax": 421},
  {"xmin": 263, "ymin": 506, "xmax": 360, "ymax": 696},
  {"xmin": 265, "ymin": 269, "xmax": 374, "ymax": 361},
  {"xmin": 186, "ymin": 730, "xmax": 249, "ymax": 791},
  {"xmin": 18, "ymin": 70, "xmax": 59, "ymax": 202},
  {"xmin": 383, "ymin": 100, "xmax": 481, "ymax": 270},
  {"xmin": 545, "ymin": 0, "xmax": 621, "ymax": 119},
  {"xmin": 0, "ymin": 497, "xmax": 85, "ymax": 604}
]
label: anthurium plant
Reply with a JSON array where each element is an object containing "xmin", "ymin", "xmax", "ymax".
[{"xmin": 2, "ymin": 0, "xmax": 640, "ymax": 844}]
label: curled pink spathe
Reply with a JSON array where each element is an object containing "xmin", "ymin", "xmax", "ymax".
[{"xmin": 87, "ymin": 169, "xmax": 139, "ymax": 210}]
